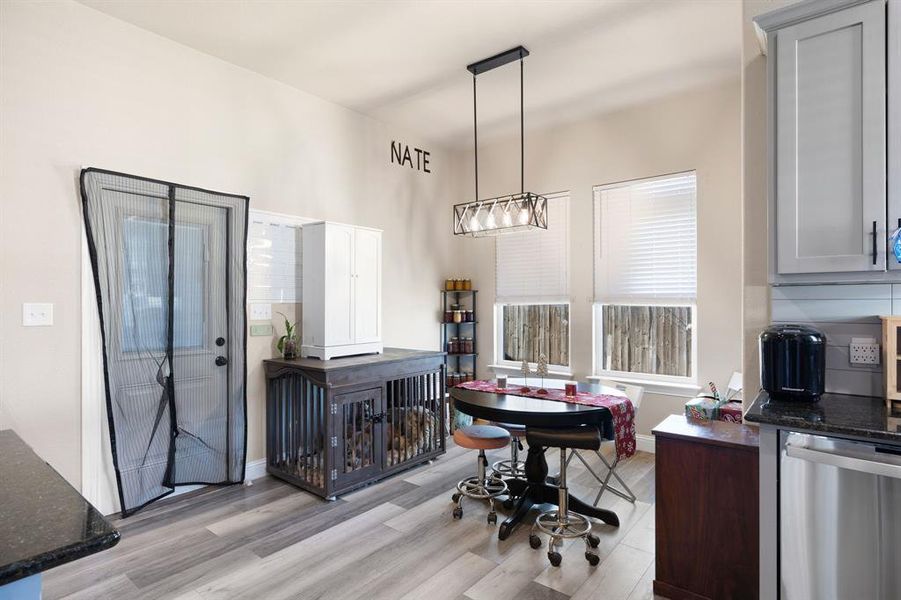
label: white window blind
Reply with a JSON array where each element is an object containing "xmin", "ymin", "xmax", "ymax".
[
  {"xmin": 593, "ymin": 172, "xmax": 697, "ymax": 302},
  {"xmin": 496, "ymin": 193, "xmax": 569, "ymax": 303}
]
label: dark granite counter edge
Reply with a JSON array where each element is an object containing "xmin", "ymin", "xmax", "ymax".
[
  {"xmin": 0, "ymin": 528, "xmax": 120, "ymax": 586},
  {"xmin": 652, "ymin": 414, "xmax": 760, "ymax": 452},
  {"xmin": 745, "ymin": 390, "xmax": 901, "ymax": 445},
  {"xmin": 744, "ymin": 410, "xmax": 901, "ymax": 445}
]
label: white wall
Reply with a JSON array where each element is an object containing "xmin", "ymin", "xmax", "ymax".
[
  {"xmin": 459, "ymin": 79, "xmax": 743, "ymax": 435},
  {"xmin": 0, "ymin": 0, "xmax": 461, "ymax": 490}
]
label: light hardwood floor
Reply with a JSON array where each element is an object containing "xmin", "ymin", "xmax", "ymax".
[{"xmin": 44, "ymin": 443, "xmax": 661, "ymax": 600}]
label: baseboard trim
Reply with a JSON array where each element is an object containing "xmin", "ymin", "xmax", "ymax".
[
  {"xmin": 636, "ymin": 434, "xmax": 655, "ymax": 454},
  {"xmin": 244, "ymin": 458, "xmax": 268, "ymax": 482}
]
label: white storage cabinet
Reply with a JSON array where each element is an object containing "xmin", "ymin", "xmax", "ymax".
[{"xmin": 301, "ymin": 221, "xmax": 382, "ymax": 360}]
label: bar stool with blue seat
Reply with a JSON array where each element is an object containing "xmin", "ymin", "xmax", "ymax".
[
  {"xmin": 451, "ymin": 424, "xmax": 511, "ymax": 524},
  {"xmin": 526, "ymin": 425, "xmax": 602, "ymax": 567}
]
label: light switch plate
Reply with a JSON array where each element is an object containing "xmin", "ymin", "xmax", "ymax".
[
  {"xmin": 249, "ymin": 303, "xmax": 272, "ymax": 321},
  {"xmin": 23, "ymin": 303, "xmax": 53, "ymax": 326},
  {"xmin": 850, "ymin": 337, "xmax": 880, "ymax": 365},
  {"xmin": 250, "ymin": 324, "xmax": 273, "ymax": 337}
]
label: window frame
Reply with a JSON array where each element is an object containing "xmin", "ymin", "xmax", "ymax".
[
  {"xmin": 591, "ymin": 301, "xmax": 698, "ymax": 391},
  {"xmin": 591, "ymin": 171, "xmax": 699, "ymax": 394},
  {"xmin": 493, "ymin": 301, "xmax": 573, "ymax": 375}
]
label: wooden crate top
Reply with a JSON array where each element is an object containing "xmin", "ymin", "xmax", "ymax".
[{"xmin": 265, "ymin": 347, "xmax": 445, "ymax": 372}]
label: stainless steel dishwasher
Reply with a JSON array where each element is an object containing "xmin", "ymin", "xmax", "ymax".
[{"xmin": 780, "ymin": 431, "xmax": 901, "ymax": 600}]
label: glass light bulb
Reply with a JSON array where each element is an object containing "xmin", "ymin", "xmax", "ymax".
[
  {"xmin": 485, "ymin": 214, "xmax": 496, "ymax": 229},
  {"xmin": 518, "ymin": 207, "xmax": 530, "ymax": 225},
  {"xmin": 503, "ymin": 212, "xmax": 513, "ymax": 227},
  {"xmin": 469, "ymin": 216, "xmax": 480, "ymax": 231}
]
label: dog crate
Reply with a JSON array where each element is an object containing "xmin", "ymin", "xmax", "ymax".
[{"xmin": 264, "ymin": 348, "xmax": 446, "ymax": 499}]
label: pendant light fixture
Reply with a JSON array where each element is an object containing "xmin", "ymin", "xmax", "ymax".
[{"xmin": 453, "ymin": 46, "xmax": 548, "ymax": 236}]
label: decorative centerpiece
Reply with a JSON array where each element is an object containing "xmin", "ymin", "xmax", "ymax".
[
  {"xmin": 519, "ymin": 359, "xmax": 532, "ymax": 392},
  {"xmin": 536, "ymin": 353, "xmax": 549, "ymax": 394},
  {"xmin": 277, "ymin": 313, "xmax": 298, "ymax": 359}
]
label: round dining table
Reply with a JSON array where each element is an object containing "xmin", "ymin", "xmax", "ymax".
[{"xmin": 450, "ymin": 379, "xmax": 625, "ymax": 540}]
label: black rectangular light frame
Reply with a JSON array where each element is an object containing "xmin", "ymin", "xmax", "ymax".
[{"xmin": 466, "ymin": 45, "xmax": 529, "ymax": 76}]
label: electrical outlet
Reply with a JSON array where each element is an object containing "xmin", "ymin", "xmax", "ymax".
[
  {"xmin": 850, "ymin": 337, "xmax": 880, "ymax": 365},
  {"xmin": 249, "ymin": 303, "xmax": 272, "ymax": 321},
  {"xmin": 22, "ymin": 303, "xmax": 53, "ymax": 326}
]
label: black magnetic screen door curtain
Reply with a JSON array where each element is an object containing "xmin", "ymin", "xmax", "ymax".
[{"xmin": 81, "ymin": 168, "xmax": 248, "ymax": 516}]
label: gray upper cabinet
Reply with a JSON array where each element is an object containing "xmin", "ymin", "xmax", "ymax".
[
  {"xmin": 890, "ymin": 0, "xmax": 901, "ymax": 271},
  {"xmin": 756, "ymin": 0, "xmax": 889, "ymax": 283}
]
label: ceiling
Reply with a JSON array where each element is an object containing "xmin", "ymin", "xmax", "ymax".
[{"xmin": 80, "ymin": 0, "xmax": 742, "ymax": 148}]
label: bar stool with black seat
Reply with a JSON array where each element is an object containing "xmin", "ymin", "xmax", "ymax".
[
  {"xmin": 450, "ymin": 424, "xmax": 510, "ymax": 524},
  {"xmin": 491, "ymin": 422, "xmax": 526, "ymax": 478},
  {"xmin": 526, "ymin": 425, "xmax": 602, "ymax": 567}
]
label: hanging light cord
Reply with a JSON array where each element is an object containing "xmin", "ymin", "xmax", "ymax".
[
  {"xmin": 520, "ymin": 55, "xmax": 524, "ymax": 195},
  {"xmin": 473, "ymin": 74, "xmax": 479, "ymax": 202},
  {"xmin": 471, "ymin": 51, "xmax": 525, "ymax": 202}
]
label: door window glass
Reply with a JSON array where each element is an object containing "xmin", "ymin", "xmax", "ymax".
[{"xmin": 121, "ymin": 217, "xmax": 205, "ymax": 352}]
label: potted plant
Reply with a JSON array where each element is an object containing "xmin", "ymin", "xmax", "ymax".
[{"xmin": 277, "ymin": 312, "xmax": 298, "ymax": 359}]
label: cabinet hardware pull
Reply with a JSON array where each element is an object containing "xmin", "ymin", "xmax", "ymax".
[{"xmin": 872, "ymin": 220, "xmax": 877, "ymax": 265}]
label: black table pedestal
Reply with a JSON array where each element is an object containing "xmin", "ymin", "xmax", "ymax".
[{"xmin": 496, "ymin": 446, "xmax": 620, "ymax": 540}]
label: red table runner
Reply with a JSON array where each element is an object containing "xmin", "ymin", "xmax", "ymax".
[{"xmin": 456, "ymin": 380, "xmax": 637, "ymax": 460}]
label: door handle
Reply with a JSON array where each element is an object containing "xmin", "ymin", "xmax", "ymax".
[
  {"xmin": 785, "ymin": 442, "xmax": 901, "ymax": 480},
  {"xmin": 215, "ymin": 356, "xmax": 228, "ymax": 367},
  {"xmin": 872, "ymin": 220, "xmax": 877, "ymax": 265}
]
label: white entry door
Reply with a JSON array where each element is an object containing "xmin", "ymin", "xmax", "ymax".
[{"xmin": 111, "ymin": 196, "xmax": 231, "ymax": 491}]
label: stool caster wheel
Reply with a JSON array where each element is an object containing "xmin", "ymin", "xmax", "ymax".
[
  {"xmin": 502, "ymin": 497, "xmax": 515, "ymax": 510},
  {"xmin": 452, "ymin": 506, "xmax": 463, "ymax": 520},
  {"xmin": 529, "ymin": 534, "xmax": 542, "ymax": 549},
  {"xmin": 451, "ymin": 493, "xmax": 461, "ymax": 503},
  {"xmin": 487, "ymin": 511, "xmax": 497, "ymax": 525},
  {"xmin": 547, "ymin": 551, "xmax": 562, "ymax": 567},
  {"xmin": 587, "ymin": 534, "xmax": 600, "ymax": 548},
  {"xmin": 585, "ymin": 552, "xmax": 600, "ymax": 566}
]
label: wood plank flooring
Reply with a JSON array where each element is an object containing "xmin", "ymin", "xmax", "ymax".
[{"xmin": 44, "ymin": 442, "xmax": 662, "ymax": 600}]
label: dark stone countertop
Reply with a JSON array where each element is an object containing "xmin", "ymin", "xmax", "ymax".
[
  {"xmin": 652, "ymin": 414, "xmax": 759, "ymax": 452},
  {"xmin": 745, "ymin": 391, "xmax": 901, "ymax": 445},
  {"xmin": 0, "ymin": 430, "xmax": 120, "ymax": 585}
]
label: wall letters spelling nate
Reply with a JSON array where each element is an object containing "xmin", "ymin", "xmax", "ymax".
[{"xmin": 391, "ymin": 141, "xmax": 430, "ymax": 173}]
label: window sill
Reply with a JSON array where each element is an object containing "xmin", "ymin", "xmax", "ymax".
[
  {"xmin": 587, "ymin": 375, "xmax": 700, "ymax": 398},
  {"xmin": 488, "ymin": 364, "xmax": 573, "ymax": 379}
]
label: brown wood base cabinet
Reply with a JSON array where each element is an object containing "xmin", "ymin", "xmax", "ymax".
[
  {"xmin": 264, "ymin": 348, "xmax": 446, "ymax": 499},
  {"xmin": 652, "ymin": 415, "xmax": 759, "ymax": 600}
]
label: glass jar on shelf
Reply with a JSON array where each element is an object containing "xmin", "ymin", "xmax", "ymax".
[
  {"xmin": 465, "ymin": 310, "xmax": 474, "ymax": 322},
  {"xmin": 454, "ymin": 278, "xmax": 464, "ymax": 291},
  {"xmin": 463, "ymin": 337, "xmax": 474, "ymax": 354},
  {"xmin": 443, "ymin": 309, "xmax": 453, "ymax": 323},
  {"xmin": 463, "ymin": 278, "xmax": 472, "ymax": 291},
  {"xmin": 451, "ymin": 304, "xmax": 463, "ymax": 323},
  {"xmin": 445, "ymin": 278, "xmax": 455, "ymax": 291}
]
